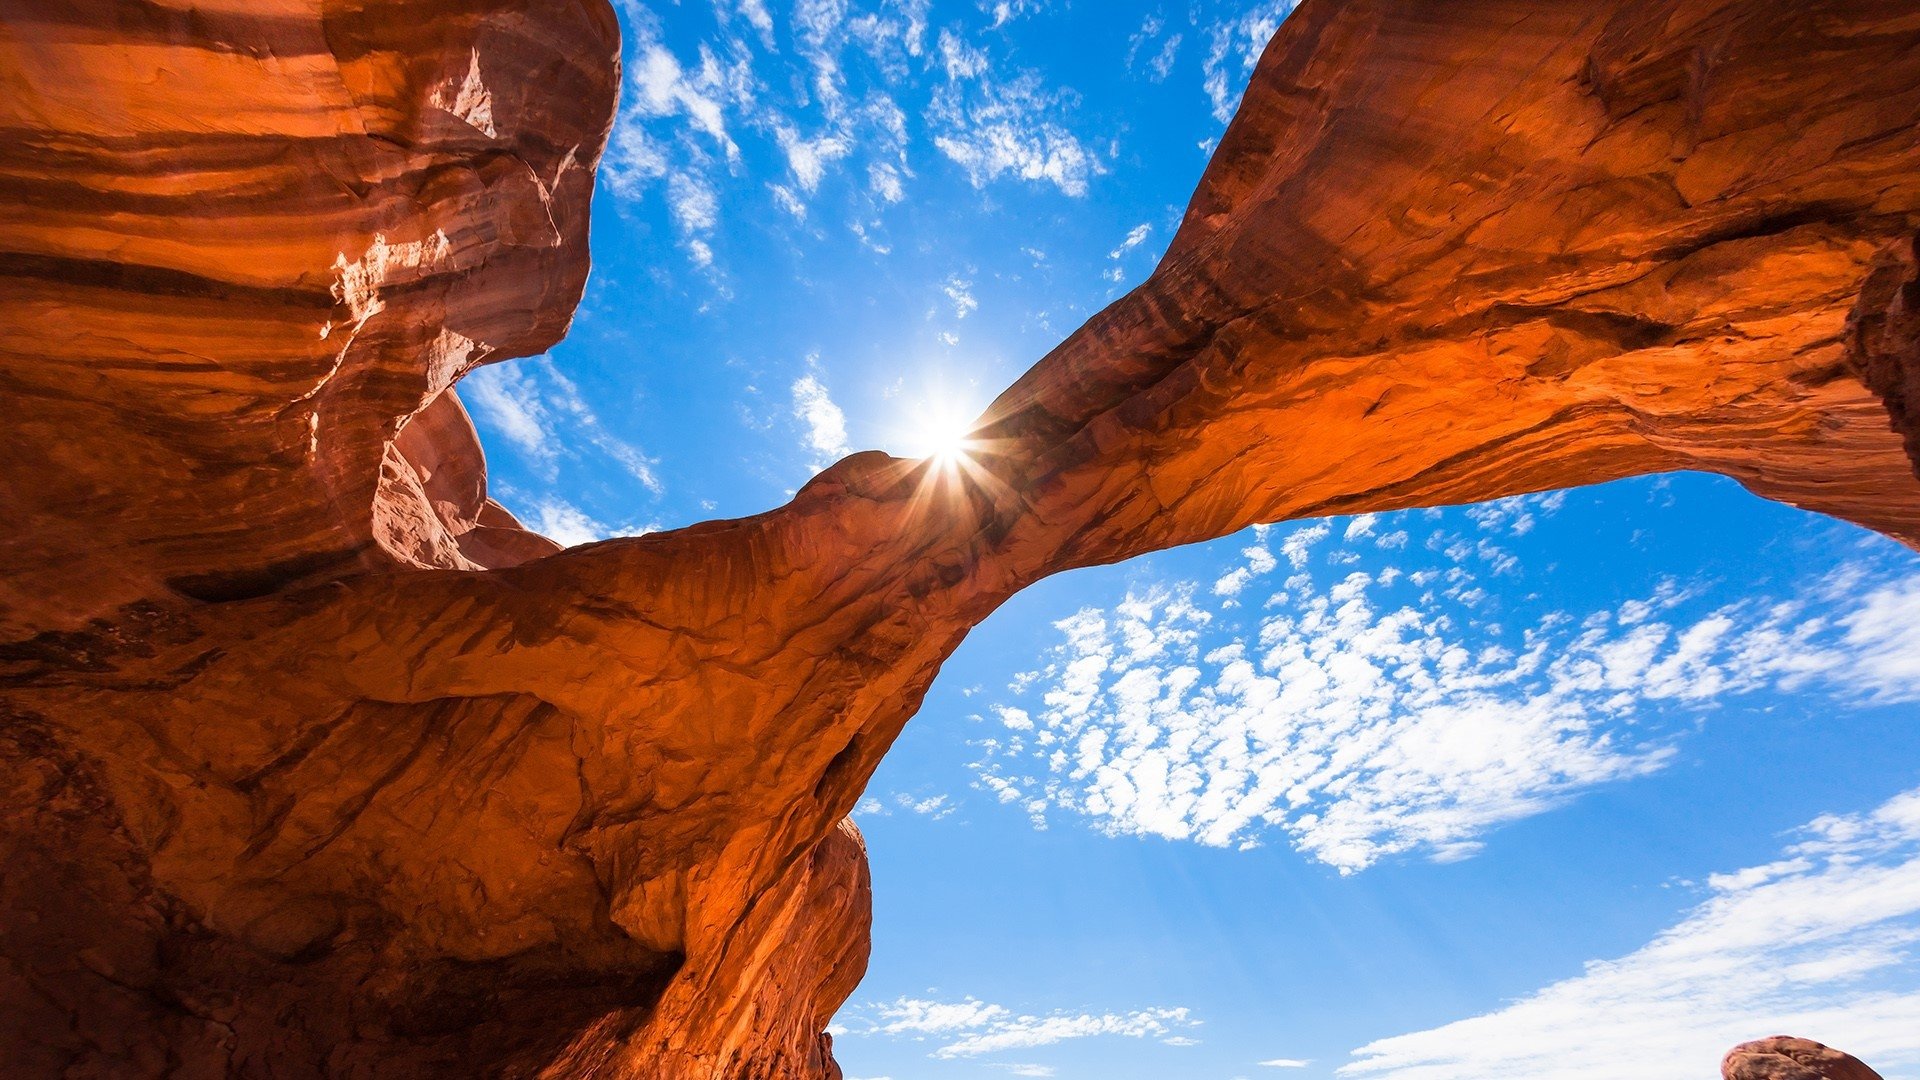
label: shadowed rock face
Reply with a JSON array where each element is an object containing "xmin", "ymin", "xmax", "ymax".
[
  {"xmin": 1725, "ymin": 1037, "xmax": 1887, "ymax": 1080},
  {"xmin": 2, "ymin": 0, "xmax": 1918, "ymax": 1076}
]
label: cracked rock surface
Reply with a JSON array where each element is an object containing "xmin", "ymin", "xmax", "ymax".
[{"xmin": 2, "ymin": 0, "xmax": 1918, "ymax": 1075}]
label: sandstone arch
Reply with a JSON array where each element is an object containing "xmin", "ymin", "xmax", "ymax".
[{"xmin": 2, "ymin": 0, "xmax": 1917, "ymax": 1074}]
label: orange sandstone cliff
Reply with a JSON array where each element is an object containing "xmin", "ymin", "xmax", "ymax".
[{"xmin": 2, "ymin": 0, "xmax": 1919, "ymax": 1076}]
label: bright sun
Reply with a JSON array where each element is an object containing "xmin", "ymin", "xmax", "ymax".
[{"xmin": 895, "ymin": 395, "xmax": 981, "ymax": 464}]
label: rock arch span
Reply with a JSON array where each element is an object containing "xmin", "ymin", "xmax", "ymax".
[{"xmin": 1, "ymin": 0, "xmax": 1917, "ymax": 1074}]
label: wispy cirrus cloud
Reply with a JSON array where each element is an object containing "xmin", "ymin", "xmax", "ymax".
[
  {"xmin": 461, "ymin": 358, "xmax": 663, "ymax": 494},
  {"xmin": 1126, "ymin": 13, "xmax": 1183, "ymax": 82},
  {"xmin": 1343, "ymin": 784, "xmax": 1920, "ymax": 1080},
  {"xmin": 1108, "ymin": 223, "xmax": 1152, "ymax": 259},
  {"xmin": 855, "ymin": 791, "xmax": 956, "ymax": 819},
  {"xmin": 980, "ymin": 0, "xmax": 1050, "ymax": 29},
  {"xmin": 973, "ymin": 495, "xmax": 1920, "ymax": 873},
  {"xmin": 839, "ymin": 995, "xmax": 1201, "ymax": 1060},
  {"xmin": 1202, "ymin": 1, "xmax": 1299, "ymax": 123}
]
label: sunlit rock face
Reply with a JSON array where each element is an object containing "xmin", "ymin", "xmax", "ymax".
[
  {"xmin": 0, "ymin": 0, "xmax": 595, "ymax": 642},
  {"xmin": 1724, "ymin": 1037, "xmax": 1887, "ymax": 1080},
  {"xmin": 1, "ymin": 0, "xmax": 1918, "ymax": 1077}
]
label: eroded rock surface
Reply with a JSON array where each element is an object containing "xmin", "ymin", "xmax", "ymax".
[
  {"xmin": 3, "ymin": 0, "xmax": 1919, "ymax": 1076},
  {"xmin": 1725, "ymin": 1037, "xmax": 1887, "ymax": 1080}
]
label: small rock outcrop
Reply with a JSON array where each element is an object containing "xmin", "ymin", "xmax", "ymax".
[
  {"xmin": 1725, "ymin": 1037, "xmax": 1887, "ymax": 1080},
  {"xmin": 3, "ymin": 0, "xmax": 1919, "ymax": 1076}
]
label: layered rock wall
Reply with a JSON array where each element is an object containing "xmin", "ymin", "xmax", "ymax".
[{"xmin": 3, "ymin": 0, "xmax": 1919, "ymax": 1076}]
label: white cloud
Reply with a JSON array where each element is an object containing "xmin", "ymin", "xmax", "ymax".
[
  {"xmin": 607, "ymin": 0, "xmax": 1104, "ymax": 273},
  {"xmin": 630, "ymin": 44, "xmax": 739, "ymax": 156},
  {"xmin": 601, "ymin": 15, "xmax": 761, "ymax": 267},
  {"xmin": 1126, "ymin": 13, "xmax": 1164, "ymax": 68},
  {"xmin": 982, "ymin": 0, "xmax": 1048, "ymax": 28},
  {"xmin": 974, "ymin": 512, "xmax": 1920, "ymax": 873},
  {"xmin": 933, "ymin": 118, "xmax": 1100, "ymax": 195},
  {"xmin": 928, "ymin": 43, "xmax": 1102, "ymax": 197},
  {"xmin": 869, "ymin": 997, "xmax": 1009, "ymax": 1036},
  {"xmin": 1203, "ymin": 2, "xmax": 1298, "ymax": 123},
  {"xmin": 1344, "ymin": 785, "xmax": 1920, "ymax": 1080},
  {"xmin": 937, "ymin": 1007, "xmax": 1197, "ymax": 1058},
  {"xmin": 667, "ymin": 170, "xmax": 719, "ymax": 233},
  {"xmin": 776, "ymin": 124, "xmax": 853, "ymax": 192},
  {"xmin": 939, "ymin": 28, "xmax": 989, "ymax": 79},
  {"xmin": 944, "ymin": 275, "xmax": 979, "ymax": 319},
  {"xmin": 869, "ymin": 160, "xmax": 907, "ymax": 202},
  {"xmin": 736, "ymin": 0, "xmax": 775, "ymax": 48},
  {"xmin": 1126, "ymin": 14, "xmax": 1183, "ymax": 82},
  {"xmin": 852, "ymin": 791, "xmax": 958, "ymax": 819},
  {"xmin": 842, "ymin": 995, "xmax": 1200, "ymax": 1060},
  {"xmin": 770, "ymin": 183, "xmax": 808, "ymax": 219},
  {"xmin": 1213, "ymin": 541, "xmax": 1279, "ymax": 597},
  {"xmin": 792, "ymin": 359, "xmax": 853, "ymax": 468},
  {"xmin": 526, "ymin": 497, "xmax": 612, "ymax": 547},
  {"xmin": 604, "ymin": 15, "xmax": 759, "ymax": 228},
  {"xmin": 1109, "ymin": 223, "xmax": 1152, "ymax": 260},
  {"xmin": 901, "ymin": 793, "xmax": 955, "ymax": 818},
  {"xmin": 461, "ymin": 359, "xmax": 662, "ymax": 494},
  {"xmin": 1279, "ymin": 521, "xmax": 1329, "ymax": 568},
  {"xmin": 1261, "ymin": 1060, "xmax": 1311, "ymax": 1069},
  {"xmin": 461, "ymin": 363, "xmax": 555, "ymax": 471},
  {"xmin": 993, "ymin": 1065, "xmax": 1055, "ymax": 1077},
  {"xmin": 1147, "ymin": 33, "xmax": 1182, "ymax": 81}
]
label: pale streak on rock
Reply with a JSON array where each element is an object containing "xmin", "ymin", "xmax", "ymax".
[
  {"xmin": 2, "ymin": 0, "xmax": 1919, "ymax": 1077},
  {"xmin": 435, "ymin": 49, "xmax": 499, "ymax": 138}
]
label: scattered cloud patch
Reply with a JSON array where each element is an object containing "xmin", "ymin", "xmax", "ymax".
[
  {"xmin": 981, "ymin": 0, "xmax": 1049, "ymax": 29},
  {"xmin": 841, "ymin": 996, "xmax": 1200, "ymax": 1060},
  {"xmin": 974, "ymin": 499, "xmax": 1920, "ymax": 872},
  {"xmin": 929, "ymin": 32, "xmax": 1102, "ymax": 196},
  {"xmin": 604, "ymin": 0, "xmax": 1109, "ymax": 268},
  {"xmin": 1127, "ymin": 14, "xmax": 1184, "ymax": 81},
  {"xmin": 944, "ymin": 275, "xmax": 980, "ymax": 318}
]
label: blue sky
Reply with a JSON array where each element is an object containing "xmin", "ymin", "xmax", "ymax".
[{"xmin": 460, "ymin": 3, "xmax": 1920, "ymax": 1078}]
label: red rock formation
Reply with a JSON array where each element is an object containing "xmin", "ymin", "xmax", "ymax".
[
  {"xmin": 0, "ymin": 0, "xmax": 602, "ymax": 642},
  {"xmin": 2, "ymin": 0, "xmax": 1919, "ymax": 1076},
  {"xmin": 1725, "ymin": 1037, "xmax": 1887, "ymax": 1080}
]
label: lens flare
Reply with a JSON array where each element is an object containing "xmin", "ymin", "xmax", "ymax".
[{"xmin": 896, "ymin": 396, "xmax": 981, "ymax": 466}]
